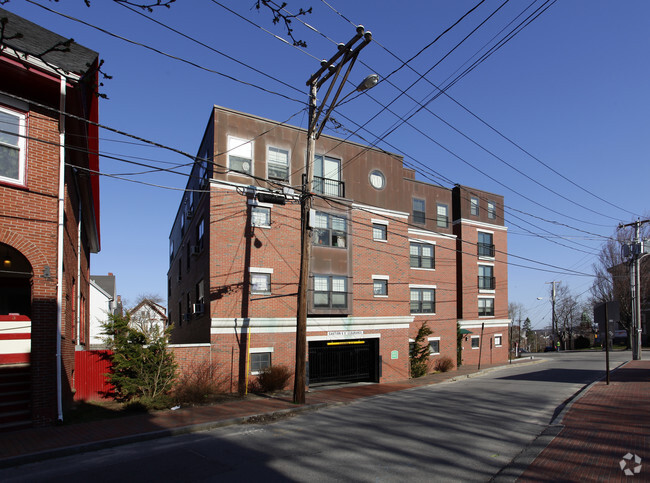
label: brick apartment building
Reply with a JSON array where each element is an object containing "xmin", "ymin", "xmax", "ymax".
[
  {"xmin": 168, "ymin": 105, "xmax": 509, "ymax": 390},
  {"xmin": 0, "ymin": 8, "xmax": 100, "ymax": 428}
]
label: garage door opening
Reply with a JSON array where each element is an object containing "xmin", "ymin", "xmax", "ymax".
[{"xmin": 308, "ymin": 338, "xmax": 379, "ymax": 385}]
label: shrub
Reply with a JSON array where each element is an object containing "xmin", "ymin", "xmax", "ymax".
[
  {"xmin": 434, "ymin": 356, "xmax": 454, "ymax": 373},
  {"xmin": 250, "ymin": 365, "xmax": 292, "ymax": 393},
  {"xmin": 410, "ymin": 322, "xmax": 432, "ymax": 378},
  {"xmin": 102, "ymin": 314, "xmax": 177, "ymax": 408},
  {"xmin": 173, "ymin": 360, "xmax": 228, "ymax": 405},
  {"xmin": 574, "ymin": 336, "xmax": 591, "ymax": 350}
]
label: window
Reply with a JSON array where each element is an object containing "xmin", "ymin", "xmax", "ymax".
[
  {"xmin": 471, "ymin": 336, "xmax": 480, "ymax": 349},
  {"xmin": 180, "ymin": 212, "xmax": 185, "ymax": 237},
  {"xmin": 228, "ymin": 136, "xmax": 253, "ymax": 175},
  {"xmin": 478, "ymin": 265, "xmax": 495, "ymax": 290},
  {"xmin": 410, "ymin": 288, "xmax": 435, "ymax": 314},
  {"xmin": 494, "ymin": 334, "xmax": 502, "ymax": 347},
  {"xmin": 478, "ymin": 298, "xmax": 495, "ymax": 316},
  {"xmin": 250, "ymin": 272, "xmax": 271, "ymax": 295},
  {"xmin": 169, "ymin": 239, "xmax": 174, "ymax": 264},
  {"xmin": 267, "ymin": 146, "xmax": 289, "ymax": 180},
  {"xmin": 429, "ymin": 338, "xmax": 440, "ymax": 355},
  {"xmin": 197, "ymin": 218, "xmax": 205, "ymax": 250},
  {"xmin": 196, "ymin": 279, "xmax": 204, "ymax": 304},
  {"xmin": 437, "ymin": 203, "xmax": 449, "ymax": 228},
  {"xmin": 369, "ymin": 170, "xmax": 385, "ymax": 190},
  {"xmin": 487, "ymin": 201, "xmax": 497, "ymax": 220},
  {"xmin": 252, "ymin": 206, "xmax": 271, "ymax": 227},
  {"xmin": 314, "ymin": 275, "xmax": 347, "ymax": 308},
  {"xmin": 0, "ymin": 106, "xmax": 26, "ymax": 185},
  {"xmin": 250, "ymin": 352, "xmax": 271, "ymax": 374},
  {"xmin": 313, "ymin": 212, "xmax": 346, "ymax": 248},
  {"xmin": 410, "ymin": 242, "xmax": 434, "ymax": 269},
  {"xmin": 178, "ymin": 300, "xmax": 182, "ymax": 327},
  {"xmin": 372, "ymin": 222, "xmax": 387, "ymax": 241},
  {"xmin": 314, "ymin": 155, "xmax": 342, "ymax": 196},
  {"xmin": 373, "ymin": 277, "xmax": 388, "ymax": 297},
  {"xmin": 478, "ymin": 232, "xmax": 494, "ymax": 258},
  {"xmin": 186, "ymin": 292, "xmax": 191, "ymax": 318},
  {"xmin": 412, "ymin": 198, "xmax": 425, "ymax": 224},
  {"xmin": 186, "ymin": 243, "xmax": 191, "ymax": 271},
  {"xmin": 470, "ymin": 197, "xmax": 479, "ymax": 216}
]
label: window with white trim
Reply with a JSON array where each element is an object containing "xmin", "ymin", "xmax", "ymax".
[
  {"xmin": 494, "ymin": 334, "xmax": 502, "ymax": 347},
  {"xmin": 267, "ymin": 146, "xmax": 289, "ymax": 181},
  {"xmin": 471, "ymin": 336, "xmax": 480, "ymax": 349},
  {"xmin": 428, "ymin": 337, "xmax": 440, "ymax": 355},
  {"xmin": 0, "ymin": 106, "xmax": 26, "ymax": 185},
  {"xmin": 228, "ymin": 136, "xmax": 253, "ymax": 175},
  {"xmin": 410, "ymin": 242, "xmax": 435, "ymax": 269},
  {"xmin": 478, "ymin": 297, "xmax": 495, "ymax": 316},
  {"xmin": 372, "ymin": 223, "xmax": 387, "ymax": 241},
  {"xmin": 372, "ymin": 276, "xmax": 388, "ymax": 297},
  {"xmin": 250, "ymin": 269, "xmax": 272, "ymax": 295},
  {"xmin": 478, "ymin": 264, "xmax": 494, "ymax": 290},
  {"xmin": 487, "ymin": 201, "xmax": 497, "ymax": 219},
  {"xmin": 470, "ymin": 197, "xmax": 479, "ymax": 216},
  {"xmin": 252, "ymin": 206, "xmax": 271, "ymax": 227},
  {"xmin": 410, "ymin": 287, "xmax": 435, "ymax": 314},
  {"xmin": 250, "ymin": 350, "xmax": 272, "ymax": 374},
  {"xmin": 437, "ymin": 203, "xmax": 449, "ymax": 228}
]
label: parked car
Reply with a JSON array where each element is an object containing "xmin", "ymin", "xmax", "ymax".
[{"xmin": 543, "ymin": 346, "xmax": 555, "ymax": 352}]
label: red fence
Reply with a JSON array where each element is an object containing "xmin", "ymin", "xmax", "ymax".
[{"xmin": 74, "ymin": 350, "xmax": 113, "ymax": 401}]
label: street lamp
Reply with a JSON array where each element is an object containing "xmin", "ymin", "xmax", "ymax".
[{"xmin": 293, "ymin": 27, "xmax": 375, "ymax": 405}]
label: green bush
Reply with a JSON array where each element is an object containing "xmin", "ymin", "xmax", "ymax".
[
  {"xmin": 250, "ymin": 365, "xmax": 292, "ymax": 393},
  {"xmin": 102, "ymin": 314, "xmax": 177, "ymax": 409},
  {"xmin": 434, "ymin": 356, "xmax": 454, "ymax": 373},
  {"xmin": 410, "ymin": 322, "xmax": 432, "ymax": 378}
]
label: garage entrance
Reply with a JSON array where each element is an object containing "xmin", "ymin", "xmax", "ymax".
[{"xmin": 308, "ymin": 338, "xmax": 379, "ymax": 384}]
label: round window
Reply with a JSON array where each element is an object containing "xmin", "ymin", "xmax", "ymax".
[{"xmin": 369, "ymin": 170, "xmax": 385, "ymax": 190}]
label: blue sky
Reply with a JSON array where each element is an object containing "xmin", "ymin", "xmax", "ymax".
[{"xmin": 4, "ymin": 1, "xmax": 648, "ymax": 327}]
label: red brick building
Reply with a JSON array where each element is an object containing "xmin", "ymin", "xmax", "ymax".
[
  {"xmin": 169, "ymin": 106, "xmax": 508, "ymax": 390},
  {"xmin": 0, "ymin": 8, "xmax": 100, "ymax": 428}
]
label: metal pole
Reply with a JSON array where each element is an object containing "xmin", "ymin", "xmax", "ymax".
[
  {"xmin": 634, "ymin": 221, "xmax": 642, "ymax": 360},
  {"xmin": 605, "ymin": 302, "xmax": 610, "ymax": 385},
  {"xmin": 293, "ymin": 80, "xmax": 317, "ymax": 404}
]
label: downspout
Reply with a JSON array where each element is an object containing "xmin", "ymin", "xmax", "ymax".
[
  {"xmin": 56, "ymin": 75, "xmax": 67, "ymax": 422},
  {"xmin": 74, "ymin": 171, "xmax": 82, "ymax": 349}
]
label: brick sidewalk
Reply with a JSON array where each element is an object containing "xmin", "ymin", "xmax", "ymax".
[
  {"xmin": 519, "ymin": 360, "xmax": 650, "ymax": 482},
  {"xmin": 0, "ymin": 361, "xmax": 519, "ymax": 468}
]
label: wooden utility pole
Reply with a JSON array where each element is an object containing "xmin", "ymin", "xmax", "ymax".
[{"xmin": 293, "ymin": 27, "xmax": 374, "ymax": 404}]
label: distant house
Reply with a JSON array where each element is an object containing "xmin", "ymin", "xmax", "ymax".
[
  {"xmin": 0, "ymin": 7, "xmax": 100, "ymax": 428},
  {"xmin": 128, "ymin": 300, "xmax": 168, "ymax": 341},
  {"xmin": 88, "ymin": 273, "xmax": 120, "ymax": 347}
]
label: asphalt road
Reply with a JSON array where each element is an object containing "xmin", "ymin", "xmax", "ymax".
[{"xmin": 0, "ymin": 351, "xmax": 630, "ymax": 482}]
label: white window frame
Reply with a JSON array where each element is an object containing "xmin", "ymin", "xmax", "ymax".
[
  {"xmin": 487, "ymin": 201, "xmax": 497, "ymax": 219},
  {"xmin": 267, "ymin": 146, "xmax": 289, "ymax": 181},
  {"xmin": 313, "ymin": 274, "xmax": 347, "ymax": 308},
  {"xmin": 371, "ymin": 219, "xmax": 388, "ymax": 242},
  {"xmin": 409, "ymin": 284, "xmax": 436, "ymax": 315},
  {"xmin": 372, "ymin": 275, "xmax": 389, "ymax": 298},
  {"xmin": 470, "ymin": 197, "xmax": 479, "ymax": 216},
  {"xmin": 478, "ymin": 296, "xmax": 495, "ymax": 317},
  {"xmin": 313, "ymin": 211, "xmax": 347, "ymax": 248},
  {"xmin": 227, "ymin": 135, "xmax": 253, "ymax": 176},
  {"xmin": 428, "ymin": 336, "xmax": 441, "ymax": 355},
  {"xmin": 436, "ymin": 203, "xmax": 449, "ymax": 228},
  {"xmin": 494, "ymin": 334, "xmax": 503, "ymax": 347},
  {"xmin": 250, "ymin": 267, "xmax": 273, "ymax": 295},
  {"xmin": 0, "ymin": 105, "xmax": 27, "ymax": 186},
  {"xmin": 410, "ymin": 241, "xmax": 435, "ymax": 270},
  {"xmin": 251, "ymin": 205, "xmax": 271, "ymax": 228},
  {"xmin": 249, "ymin": 347, "xmax": 274, "ymax": 375},
  {"xmin": 471, "ymin": 335, "xmax": 480, "ymax": 349}
]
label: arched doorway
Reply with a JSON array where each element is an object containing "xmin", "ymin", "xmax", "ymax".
[{"xmin": 0, "ymin": 243, "xmax": 32, "ymax": 316}]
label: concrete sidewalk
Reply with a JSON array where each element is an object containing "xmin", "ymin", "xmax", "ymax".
[
  {"xmin": 0, "ymin": 360, "xmax": 529, "ymax": 468},
  {"xmin": 514, "ymin": 359, "xmax": 650, "ymax": 482}
]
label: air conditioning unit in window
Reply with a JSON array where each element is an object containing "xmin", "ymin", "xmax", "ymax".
[
  {"xmin": 190, "ymin": 245, "xmax": 201, "ymax": 256},
  {"xmin": 192, "ymin": 303, "xmax": 204, "ymax": 315}
]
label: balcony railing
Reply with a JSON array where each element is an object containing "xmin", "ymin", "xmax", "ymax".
[
  {"xmin": 478, "ymin": 276, "xmax": 495, "ymax": 290},
  {"xmin": 478, "ymin": 242, "xmax": 495, "ymax": 258},
  {"xmin": 313, "ymin": 176, "xmax": 345, "ymax": 197}
]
